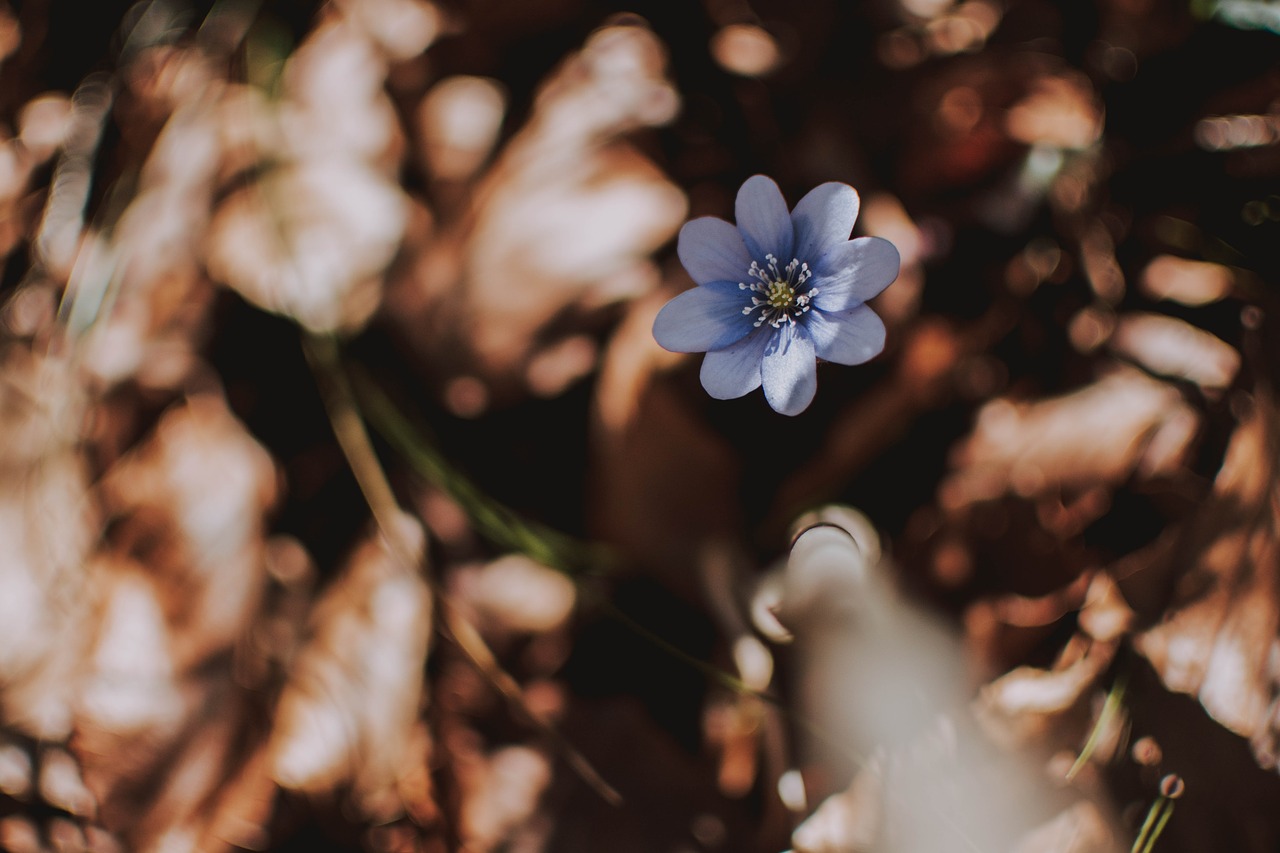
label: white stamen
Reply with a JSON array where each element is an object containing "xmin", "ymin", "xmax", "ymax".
[{"xmin": 738, "ymin": 255, "xmax": 815, "ymax": 329}]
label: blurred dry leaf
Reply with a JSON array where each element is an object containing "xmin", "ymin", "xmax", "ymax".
[
  {"xmin": 975, "ymin": 635, "xmax": 1116, "ymax": 749},
  {"xmin": 0, "ymin": 351, "xmax": 96, "ymax": 739},
  {"xmin": 458, "ymin": 745, "xmax": 552, "ymax": 853},
  {"xmin": 1006, "ymin": 69, "xmax": 1103, "ymax": 150},
  {"xmin": 451, "ymin": 554, "xmax": 576, "ymax": 636},
  {"xmin": 0, "ymin": 7, "xmax": 18, "ymax": 63},
  {"xmin": 1136, "ymin": 389, "xmax": 1280, "ymax": 768},
  {"xmin": 74, "ymin": 396, "xmax": 282, "ymax": 849},
  {"xmin": 85, "ymin": 98, "xmax": 224, "ymax": 387},
  {"xmin": 279, "ymin": 18, "xmax": 405, "ymax": 168},
  {"xmin": 940, "ymin": 366, "xmax": 1197, "ymax": 510},
  {"xmin": 417, "ymin": 75, "xmax": 507, "ymax": 182},
  {"xmin": 710, "ymin": 24, "xmax": 782, "ymax": 78},
  {"xmin": 98, "ymin": 395, "xmax": 279, "ymax": 671},
  {"xmin": 389, "ymin": 20, "xmax": 685, "ymax": 405},
  {"xmin": 17, "ymin": 93, "xmax": 75, "ymax": 162},
  {"xmin": 1109, "ymin": 312, "xmax": 1240, "ymax": 392},
  {"xmin": 333, "ymin": 0, "xmax": 442, "ymax": 61},
  {"xmin": 205, "ymin": 160, "xmax": 408, "ymax": 333},
  {"xmin": 77, "ymin": 556, "xmax": 187, "ymax": 746},
  {"xmin": 75, "ymin": 552, "xmax": 277, "ymax": 853},
  {"xmin": 270, "ymin": 514, "xmax": 432, "ymax": 819},
  {"xmin": 1138, "ymin": 255, "xmax": 1234, "ymax": 306}
]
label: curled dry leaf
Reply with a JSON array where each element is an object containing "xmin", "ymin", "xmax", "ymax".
[
  {"xmin": 204, "ymin": 160, "xmax": 408, "ymax": 333},
  {"xmin": 270, "ymin": 513, "xmax": 432, "ymax": 818},
  {"xmin": 1136, "ymin": 389, "xmax": 1280, "ymax": 767},
  {"xmin": 974, "ymin": 635, "xmax": 1117, "ymax": 749},
  {"xmin": 388, "ymin": 20, "xmax": 685, "ymax": 405},
  {"xmin": 0, "ymin": 351, "xmax": 96, "ymax": 739},
  {"xmin": 941, "ymin": 366, "xmax": 1197, "ymax": 509}
]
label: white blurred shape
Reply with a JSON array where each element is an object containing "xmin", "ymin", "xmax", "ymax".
[{"xmin": 777, "ymin": 768, "xmax": 808, "ymax": 813}]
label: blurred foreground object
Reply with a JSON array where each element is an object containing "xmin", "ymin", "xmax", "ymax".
[{"xmin": 769, "ymin": 508, "xmax": 1119, "ymax": 853}]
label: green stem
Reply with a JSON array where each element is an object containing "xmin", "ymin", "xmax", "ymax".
[{"xmin": 1067, "ymin": 673, "xmax": 1127, "ymax": 782}]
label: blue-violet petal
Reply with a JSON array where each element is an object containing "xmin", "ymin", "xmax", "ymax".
[
  {"xmin": 735, "ymin": 175, "xmax": 794, "ymax": 262},
  {"xmin": 810, "ymin": 237, "xmax": 900, "ymax": 312},
  {"xmin": 791, "ymin": 182, "xmax": 860, "ymax": 266},
  {"xmin": 700, "ymin": 330, "xmax": 771, "ymax": 399},
  {"xmin": 677, "ymin": 217, "xmax": 753, "ymax": 286},
  {"xmin": 806, "ymin": 304, "xmax": 886, "ymax": 366},
  {"xmin": 652, "ymin": 281, "xmax": 754, "ymax": 353},
  {"xmin": 761, "ymin": 322, "xmax": 817, "ymax": 416}
]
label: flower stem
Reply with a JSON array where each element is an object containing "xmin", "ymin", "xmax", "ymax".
[{"xmin": 303, "ymin": 332, "xmax": 622, "ymax": 807}]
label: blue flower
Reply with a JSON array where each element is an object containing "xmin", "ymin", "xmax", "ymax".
[{"xmin": 653, "ymin": 175, "xmax": 900, "ymax": 416}]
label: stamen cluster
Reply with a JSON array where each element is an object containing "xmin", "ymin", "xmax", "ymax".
[{"xmin": 739, "ymin": 254, "xmax": 817, "ymax": 328}]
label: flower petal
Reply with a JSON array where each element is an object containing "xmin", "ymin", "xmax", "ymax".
[
  {"xmin": 735, "ymin": 175, "xmax": 794, "ymax": 262},
  {"xmin": 762, "ymin": 322, "xmax": 817, "ymax": 416},
  {"xmin": 791, "ymin": 182, "xmax": 860, "ymax": 265},
  {"xmin": 653, "ymin": 282, "xmax": 754, "ymax": 353},
  {"xmin": 810, "ymin": 237, "xmax": 900, "ymax": 312},
  {"xmin": 805, "ymin": 305, "xmax": 886, "ymax": 366},
  {"xmin": 677, "ymin": 217, "xmax": 753, "ymax": 285},
  {"xmin": 700, "ymin": 330, "xmax": 770, "ymax": 399}
]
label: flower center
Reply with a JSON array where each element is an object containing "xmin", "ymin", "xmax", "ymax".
[{"xmin": 740, "ymin": 254, "xmax": 817, "ymax": 328}]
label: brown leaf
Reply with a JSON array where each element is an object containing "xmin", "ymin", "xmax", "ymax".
[
  {"xmin": 99, "ymin": 395, "xmax": 279, "ymax": 670},
  {"xmin": 269, "ymin": 514, "xmax": 432, "ymax": 819},
  {"xmin": 204, "ymin": 159, "xmax": 408, "ymax": 333},
  {"xmin": 387, "ymin": 20, "xmax": 685, "ymax": 407},
  {"xmin": 940, "ymin": 365, "xmax": 1197, "ymax": 510},
  {"xmin": 0, "ymin": 351, "xmax": 96, "ymax": 739},
  {"xmin": 1136, "ymin": 389, "xmax": 1280, "ymax": 765},
  {"xmin": 1109, "ymin": 313, "xmax": 1240, "ymax": 393}
]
